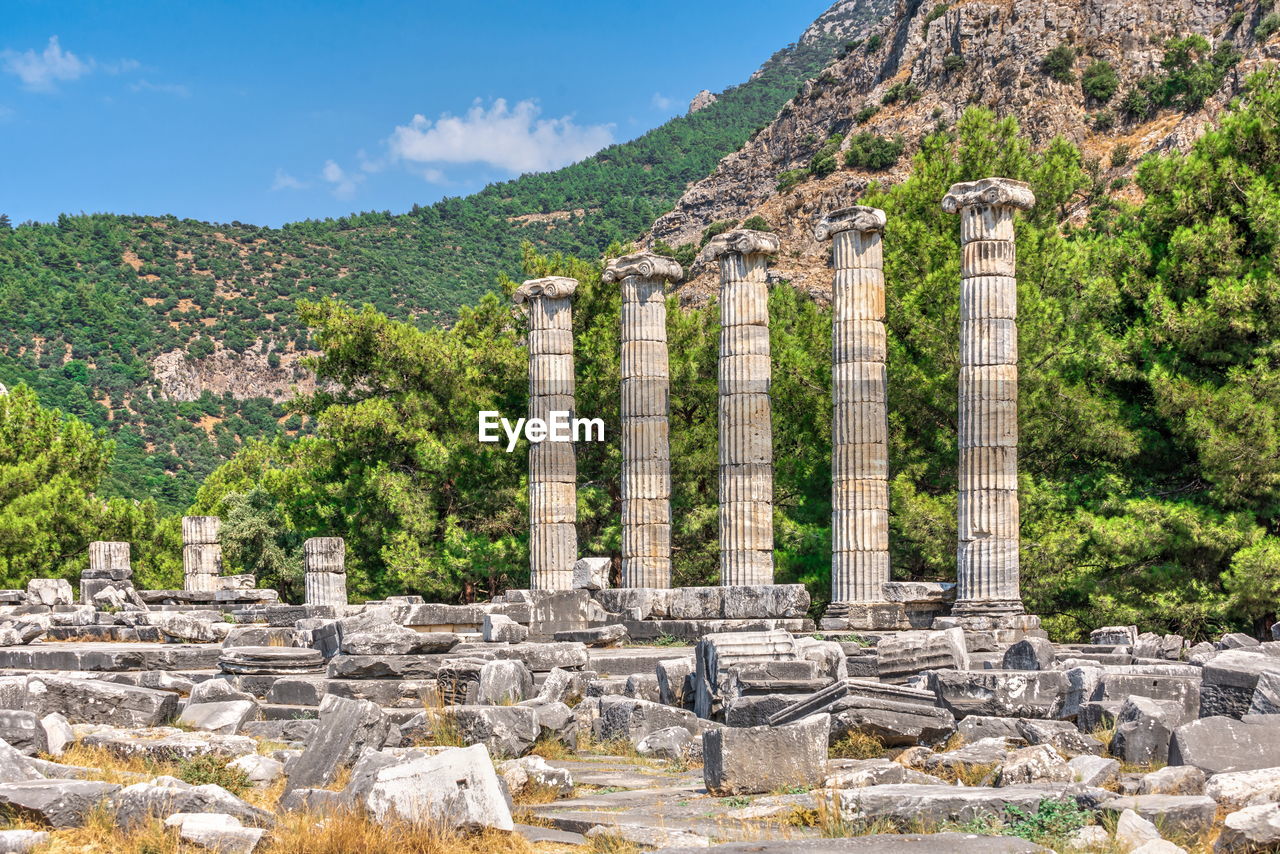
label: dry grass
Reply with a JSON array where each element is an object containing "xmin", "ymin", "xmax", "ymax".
[
  {"xmin": 28, "ymin": 806, "xmax": 181, "ymax": 854},
  {"xmin": 261, "ymin": 809, "xmax": 535, "ymax": 854},
  {"xmin": 586, "ymin": 834, "xmax": 642, "ymax": 854},
  {"xmin": 828, "ymin": 732, "xmax": 886, "ymax": 760},
  {"xmin": 51, "ymin": 742, "xmax": 172, "ymax": 784},
  {"xmin": 509, "ymin": 780, "xmax": 567, "ymax": 807},
  {"xmin": 528, "ymin": 735, "xmax": 575, "ymax": 761},
  {"xmin": 927, "ymin": 761, "xmax": 997, "ymax": 787}
]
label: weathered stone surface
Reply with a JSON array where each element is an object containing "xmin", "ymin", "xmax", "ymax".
[
  {"xmin": 1016, "ymin": 719, "xmax": 1104, "ymax": 757},
  {"xmin": 703, "ymin": 713, "xmax": 829, "ymax": 796},
  {"xmin": 1170, "ymin": 717, "xmax": 1280, "ymax": 774},
  {"xmin": 835, "ymin": 782, "xmax": 1102, "ymax": 827},
  {"xmin": 0, "ymin": 829, "xmax": 49, "ymax": 853},
  {"xmin": 228, "ymin": 754, "xmax": 284, "ymax": 786},
  {"xmin": 152, "ymin": 612, "xmax": 231, "ymax": 643},
  {"xmin": 1092, "ymin": 626, "xmax": 1138, "ymax": 646},
  {"xmin": 1206, "ymin": 767, "xmax": 1280, "ymax": 809},
  {"xmin": 824, "ymin": 760, "xmax": 944, "ymax": 788},
  {"xmin": 996, "ymin": 744, "xmax": 1072, "ymax": 786},
  {"xmin": 362, "ymin": 744, "xmax": 513, "ymax": 830},
  {"xmin": 554, "ymin": 625, "xmax": 628, "ymax": 648},
  {"xmin": 0, "ymin": 779, "xmax": 119, "ymax": 827},
  {"xmin": 653, "ymin": 837, "xmax": 1050, "ymax": 853},
  {"xmin": 442, "ymin": 706, "xmax": 538, "ymax": 758},
  {"xmin": 482, "ymin": 614, "xmax": 530, "ymax": 644},
  {"xmin": 340, "ymin": 625, "xmax": 459, "ymax": 656},
  {"xmin": 1140, "ymin": 765, "xmax": 1206, "ymax": 796},
  {"xmin": 596, "ymin": 695, "xmax": 695, "ymax": 744},
  {"xmin": 1002, "ymin": 638, "xmax": 1055, "ymax": 671},
  {"xmin": 637, "ymin": 726, "xmax": 696, "ymax": 761},
  {"xmin": 219, "ymin": 646, "xmax": 324, "ymax": 675},
  {"xmin": 926, "ymin": 670, "xmax": 1065, "ymax": 718},
  {"xmin": 876, "ymin": 629, "xmax": 968, "ymax": 684},
  {"xmin": 25, "ymin": 580, "xmax": 73, "ymax": 608},
  {"xmin": 177, "ymin": 700, "xmax": 257, "ymax": 735},
  {"xmin": 1115, "ymin": 807, "xmax": 1163, "ymax": 851},
  {"xmin": 477, "ymin": 660, "xmax": 533, "ymax": 705},
  {"xmin": 165, "ymin": 813, "xmax": 266, "ymax": 854},
  {"xmin": 1111, "ymin": 697, "xmax": 1176, "ymax": 766},
  {"xmin": 497, "ymin": 755, "xmax": 573, "ymax": 798},
  {"xmin": 1100, "ymin": 794, "xmax": 1218, "ymax": 836},
  {"xmin": 40, "ymin": 713, "xmax": 71, "ymax": 758},
  {"xmin": 573, "ymin": 557, "xmax": 611, "ymax": 591},
  {"xmin": 0, "ymin": 738, "xmax": 45, "ymax": 784},
  {"xmin": 284, "ymin": 695, "xmax": 389, "ymax": 792},
  {"xmin": 110, "ymin": 780, "xmax": 271, "ymax": 830},
  {"xmin": 694, "ymin": 629, "xmax": 800, "ymax": 719},
  {"xmin": 1249, "ymin": 670, "xmax": 1280, "ymax": 715},
  {"xmin": 1216, "ymin": 802, "xmax": 1280, "ymax": 852},
  {"xmin": 1202, "ymin": 650, "xmax": 1280, "ymax": 718},
  {"xmin": 0, "ymin": 711, "xmax": 47, "ymax": 756},
  {"xmin": 80, "ymin": 726, "xmax": 257, "ymax": 762},
  {"xmin": 1069, "ymin": 754, "xmax": 1121, "ymax": 788},
  {"xmin": 24, "ymin": 675, "xmax": 178, "ymax": 728}
]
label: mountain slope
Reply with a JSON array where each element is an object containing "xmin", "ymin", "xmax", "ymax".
[
  {"xmin": 0, "ymin": 0, "xmax": 889, "ymax": 510},
  {"xmin": 649, "ymin": 0, "xmax": 1280, "ymax": 298}
]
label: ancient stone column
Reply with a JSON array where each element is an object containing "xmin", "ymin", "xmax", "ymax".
[
  {"xmin": 182, "ymin": 516, "xmax": 222, "ymax": 592},
  {"xmin": 83, "ymin": 541, "xmax": 131, "ymax": 604},
  {"xmin": 514, "ymin": 276, "xmax": 579, "ymax": 591},
  {"xmin": 942, "ymin": 177, "xmax": 1035, "ymax": 618},
  {"xmin": 702, "ymin": 229, "xmax": 781, "ymax": 586},
  {"xmin": 303, "ymin": 537, "xmax": 347, "ymax": 606},
  {"xmin": 603, "ymin": 252, "xmax": 683, "ymax": 589},
  {"xmin": 816, "ymin": 207, "xmax": 904, "ymax": 629}
]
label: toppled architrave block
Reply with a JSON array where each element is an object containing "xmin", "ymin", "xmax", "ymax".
[
  {"xmin": 284, "ymin": 695, "xmax": 389, "ymax": 793},
  {"xmin": 24, "ymin": 676, "xmax": 178, "ymax": 728},
  {"xmin": 1170, "ymin": 716, "xmax": 1280, "ymax": 774},
  {"xmin": 702, "ymin": 713, "xmax": 829, "ymax": 796},
  {"xmin": 362, "ymin": 744, "xmax": 513, "ymax": 831},
  {"xmin": 482, "ymin": 614, "xmax": 529, "ymax": 644},
  {"xmin": 768, "ymin": 679, "xmax": 954, "ymax": 747},
  {"xmin": 876, "ymin": 628, "xmax": 969, "ymax": 684},
  {"xmin": 693, "ymin": 629, "xmax": 798, "ymax": 719}
]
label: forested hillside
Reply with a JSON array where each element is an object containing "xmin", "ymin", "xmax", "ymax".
[
  {"xmin": 174, "ymin": 69, "xmax": 1280, "ymax": 640},
  {"xmin": 0, "ymin": 0, "xmax": 888, "ymax": 510}
]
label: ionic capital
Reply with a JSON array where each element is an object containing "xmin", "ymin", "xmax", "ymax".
[
  {"xmin": 698, "ymin": 228, "xmax": 782, "ymax": 264},
  {"xmin": 815, "ymin": 206, "xmax": 887, "ymax": 240},
  {"xmin": 941, "ymin": 178, "xmax": 1035, "ymax": 214},
  {"xmin": 513, "ymin": 276, "xmax": 579, "ymax": 304},
  {"xmin": 602, "ymin": 252, "xmax": 683, "ymax": 284}
]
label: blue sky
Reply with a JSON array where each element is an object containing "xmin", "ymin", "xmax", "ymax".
[{"xmin": 0, "ymin": 1, "xmax": 833, "ymax": 227}]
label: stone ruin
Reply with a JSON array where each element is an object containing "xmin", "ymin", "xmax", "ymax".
[{"xmin": 0, "ymin": 179, "xmax": 1274, "ymax": 852}]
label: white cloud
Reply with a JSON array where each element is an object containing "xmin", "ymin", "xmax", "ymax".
[
  {"xmin": 130, "ymin": 79, "xmax": 189, "ymax": 97},
  {"xmin": 271, "ymin": 169, "xmax": 309, "ymax": 191},
  {"xmin": 321, "ymin": 160, "xmax": 362, "ymax": 199},
  {"xmin": 651, "ymin": 92, "xmax": 673, "ymax": 110},
  {"xmin": 387, "ymin": 98, "xmax": 613, "ymax": 175},
  {"xmin": 2, "ymin": 36, "xmax": 92, "ymax": 91},
  {"xmin": 0, "ymin": 105, "xmax": 13, "ymax": 121}
]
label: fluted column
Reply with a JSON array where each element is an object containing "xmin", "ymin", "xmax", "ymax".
[
  {"xmin": 604, "ymin": 253, "xmax": 683, "ymax": 589},
  {"xmin": 817, "ymin": 207, "xmax": 891, "ymax": 609},
  {"xmin": 84, "ymin": 541, "xmax": 131, "ymax": 604},
  {"xmin": 701, "ymin": 229, "xmax": 780, "ymax": 586},
  {"xmin": 514, "ymin": 277, "xmax": 579, "ymax": 591},
  {"xmin": 942, "ymin": 178, "xmax": 1035, "ymax": 617},
  {"xmin": 182, "ymin": 516, "xmax": 221, "ymax": 592},
  {"xmin": 304, "ymin": 537, "xmax": 347, "ymax": 606}
]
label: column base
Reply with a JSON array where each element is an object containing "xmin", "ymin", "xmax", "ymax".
[
  {"xmin": 932, "ymin": 611, "xmax": 1044, "ymax": 646},
  {"xmin": 821, "ymin": 601, "xmax": 909, "ymax": 631},
  {"xmin": 949, "ymin": 599, "xmax": 1025, "ymax": 619}
]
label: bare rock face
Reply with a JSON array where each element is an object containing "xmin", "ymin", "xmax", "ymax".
[
  {"xmin": 688, "ymin": 89, "xmax": 717, "ymax": 114},
  {"xmin": 150, "ymin": 344, "xmax": 316, "ymax": 403},
  {"xmin": 647, "ymin": 0, "xmax": 1270, "ymax": 300}
]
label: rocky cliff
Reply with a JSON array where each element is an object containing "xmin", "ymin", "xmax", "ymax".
[{"xmin": 649, "ymin": 0, "xmax": 1280, "ymax": 300}]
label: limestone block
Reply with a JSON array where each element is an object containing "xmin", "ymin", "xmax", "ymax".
[
  {"xmin": 702, "ymin": 713, "xmax": 829, "ymax": 795},
  {"xmin": 24, "ymin": 580, "xmax": 72, "ymax": 608},
  {"xmin": 182, "ymin": 516, "xmax": 221, "ymax": 545}
]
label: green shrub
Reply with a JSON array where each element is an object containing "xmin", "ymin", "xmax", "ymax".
[
  {"xmin": 776, "ymin": 169, "xmax": 808, "ymax": 193},
  {"xmin": 1092, "ymin": 109, "xmax": 1116, "ymax": 131},
  {"xmin": 741, "ymin": 215, "xmax": 772, "ymax": 232},
  {"xmin": 881, "ymin": 81, "xmax": 921, "ymax": 105},
  {"xmin": 855, "ymin": 104, "xmax": 880, "ymax": 124},
  {"xmin": 1228, "ymin": 11, "xmax": 1246, "ymax": 31},
  {"xmin": 1258, "ymin": 12, "xmax": 1280, "ymax": 40},
  {"xmin": 1004, "ymin": 799, "xmax": 1089, "ymax": 844},
  {"xmin": 699, "ymin": 219, "xmax": 738, "ymax": 247},
  {"xmin": 1082, "ymin": 60, "xmax": 1119, "ymax": 101},
  {"xmin": 1110, "ymin": 143, "xmax": 1132, "ymax": 169},
  {"xmin": 943, "ymin": 54, "xmax": 965, "ymax": 73},
  {"xmin": 1042, "ymin": 44, "xmax": 1077, "ymax": 83},
  {"xmin": 844, "ymin": 133, "xmax": 905, "ymax": 170},
  {"xmin": 176, "ymin": 755, "xmax": 251, "ymax": 796},
  {"xmin": 809, "ymin": 133, "xmax": 845, "ymax": 178},
  {"xmin": 865, "ymin": 34, "xmax": 883, "ymax": 53},
  {"xmin": 925, "ymin": 3, "xmax": 949, "ymax": 26}
]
